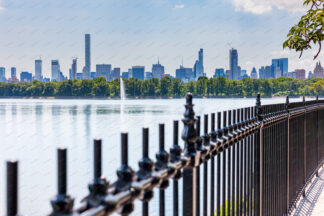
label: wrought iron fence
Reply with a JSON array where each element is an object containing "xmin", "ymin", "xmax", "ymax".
[{"xmin": 5, "ymin": 93, "xmax": 324, "ymax": 216}]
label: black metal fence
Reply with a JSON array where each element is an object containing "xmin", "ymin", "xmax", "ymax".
[{"xmin": 5, "ymin": 93, "xmax": 324, "ymax": 216}]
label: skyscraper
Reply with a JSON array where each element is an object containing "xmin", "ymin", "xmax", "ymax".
[
  {"xmin": 71, "ymin": 58, "xmax": 77, "ymax": 80},
  {"xmin": 152, "ymin": 58, "xmax": 165, "ymax": 79},
  {"xmin": 132, "ymin": 66, "xmax": 145, "ymax": 80},
  {"xmin": 51, "ymin": 60, "xmax": 60, "ymax": 81},
  {"xmin": 84, "ymin": 34, "xmax": 91, "ymax": 79},
  {"xmin": 250, "ymin": 67, "xmax": 258, "ymax": 79},
  {"xmin": 229, "ymin": 48, "xmax": 239, "ymax": 80},
  {"xmin": 193, "ymin": 48, "xmax": 204, "ymax": 80},
  {"xmin": 314, "ymin": 62, "xmax": 324, "ymax": 78},
  {"xmin": 11, "ymin": 67, "xmax": 16, "ymax": 78},
  {"xmin": 96, "ymin": 64, "xmax": 111, "ymax": 80},
  {"xmin": 20, "ymin": 72, "xmax": 32, "ymax": 82},
  {"xmin": 271, "ymin": 58, "xmax": 288, "ymax": 78},
  {"xmin": 111, "ymin": 68, "xmax": 121, "ymax": 80},
  {"xmin": 35, "ymin": 59, "xmax": 42, "ymax": 81},
  {"xmin": 295, "ymin": 69, "xmax": 306, "ymax": 79},
  {"xmin": 0, "ymin": 67, "xmax": 6, "ymax": 82},
  {"xmin": 214, "ymin": 68, "xmax": 225, "ymax": 78}
]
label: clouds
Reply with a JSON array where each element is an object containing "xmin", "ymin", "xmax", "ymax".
[
  {"xmin": 0, "ymin": 0, "xmax": 3, "ymax": 10},
  {"xmin": 174, "ymin": 4, "xmax": 185, "ymax": 9},
  {"xmin": 232, "ymin": 0, "xmax": 306, "ymax": 15}
]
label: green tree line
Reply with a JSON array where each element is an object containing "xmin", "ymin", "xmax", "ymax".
[{"xmin": 0, "ymin": 76, "xmax": 324, "ymax": 97}]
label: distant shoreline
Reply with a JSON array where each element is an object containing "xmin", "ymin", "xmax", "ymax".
[{"xmin": 0, "ymin": 95, "xmax": 315, "ymax": 100}]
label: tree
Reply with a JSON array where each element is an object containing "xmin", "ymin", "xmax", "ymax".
[
  {"xmin": 160, "ymin": 76, "xmax": 172, "ymax": 96},
  {"xmin": 283, "ymin": 0, "xmax": 324, "ymax": 59},
  {"xmin": 93, "ymin": 77, "xmax": 110, "ymax": 96}
]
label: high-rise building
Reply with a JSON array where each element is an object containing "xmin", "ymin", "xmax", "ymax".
[
  {"xmin": 288, "ymin": 72, "xmax": 297, "ymax": 79},
  {"xmin": 264, "ymin": 66, "xmax": 272, "ymax": 79},
  {"xmin": 84, "ymin": 34, "xmax": 91, "ymax": 79},
  {"xmin": 11, "ymin": 67, "xmax": 16, "ymax": 78},
  {"xmin": 314, "ymin": 62, "xmax": 324, "ymax": 78},
  {"xmin": 308, "ymin": 71, "xmax": 314, "ymax": 78},
  {"xmin": 213, "ymin": 68, "xmax": 225, "ymax": 78},
  {"xmin": 259, "ymin": 66, "xmax": 265, "ymax": 79},
  {"xmin": 250, "ymin": 67, "xmax": 258, "ymax": 79},
  {"xmin": 295, "ymin": 69, "xmax": 306, "ymax": 79},
  {"xmin": 122, "ymin": 72, "xmax": 129, "ymax": 79},
  {"xmin": 152, "ymin": 58, "xmax": 165, "ymax": 79},
  {"xmin": 0, "ymin": 67, "xmax": 6, "ymax": 82},
  {"xmin": 35, "ymin": 59, "xmax": 42, "ymax": 81},
  {"xmin": 132, "ymin": 66, "xmax": 145, "ymax": 80},
  {"xmin": 145, "ymin": 72, "xmax": 153, "ymax": 80},
  {"xmin": 20, "ymin": 72, "xmax": 32, "ymax": 82},
  {"xmin": 96, "ymin": 64, "xmax": 111, "ymax": 80},
  {"xmin": 176, "ymin": 65, "xmax": 194, "ymax": 82},
  {"xmin": 229, "ymin": 48, "xmax": 239, "ymax": 80},
  {"xmin": 71, "ymin": 58, "xmax": 77, "ymax": 80},
  {"xmin": 111, "ymin": 68, "xmax": 120, "ymax": 80},
  {"xmin": 51, "ymin": 60, "xmax": 60, "ymax": 81},
  {"xmin": 271, "ymin": 58, "xmax": 288, "ymax": 78},
  {"xmin": 193, "ymin": 49, "xmax": 204, "ymax": 80}
]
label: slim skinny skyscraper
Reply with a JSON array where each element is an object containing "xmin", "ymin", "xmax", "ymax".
[
  {"xmin": 35, "ymin": 59, "xmax": 42, "ymax": 81},
  {"xmin": 84, "ymin": 34, "xmax": 91, "ymax": 79}
]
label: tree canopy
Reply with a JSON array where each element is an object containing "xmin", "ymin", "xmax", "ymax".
[
  {"xmin": 0, "ymin": 76, "xmax": 323, "ymax": 97},
  {"xmin": 284, "ymin": 0, "xmax": 324, "ymax": 59}
]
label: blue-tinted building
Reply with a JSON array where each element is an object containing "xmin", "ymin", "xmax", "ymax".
[
  {"xmin": 122, "ymin": 72, "xmax": 129, "ymax": 79},
  {"xmin": 271, "ymin": 58, "xmax": 288, "ymax": 78},
  {"xmin": 20, "ymin": 72, "xmax": 32, "ymax": 82},
  {"xmin": 229, "ymin": 48, "xmax": 240, "ymax": 80},
  {"xmin": 0, "ymin": 67, "xmax": 6, "ymax": 82},
  {"xmin": 193, "ymin": 49, "xmax": 204, "ymax": 80},
  {"xmin": 213, "ymin": 68, "xmax": 225, "ymax": 78},
  {"xmin": 176, "ymin": 66, "xmax": 194, "ymax": 82},
  {"xmin": 132, "ymin": 66, "xmax": 145, "ymax": 80}
]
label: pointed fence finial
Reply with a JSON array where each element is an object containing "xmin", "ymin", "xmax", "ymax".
[
  {"xmin": 285, "ymin": 96, "xmax": 290, "ymax": 110},
  {"xmin": 182, "ymin": 93, "xmax": 197, "ymax": 157},
  {"xmin": 256, "ymin": 94, "xmax": 263, "ymax": 121}
]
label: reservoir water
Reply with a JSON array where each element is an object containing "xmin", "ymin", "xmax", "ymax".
[{"xmin": 0, "ymin": 97, "xmax": 306, "ymax": 215}]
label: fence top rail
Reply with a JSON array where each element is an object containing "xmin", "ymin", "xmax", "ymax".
[{"xmin": 4, "ymin": 94, "xmax": 323, "ymax": 216}]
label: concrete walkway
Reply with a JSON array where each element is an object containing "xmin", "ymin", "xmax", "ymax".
[{"xmin": 293, "ymin": 168, "xmax": 324, "ymax": 216}]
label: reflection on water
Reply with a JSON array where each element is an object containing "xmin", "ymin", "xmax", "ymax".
[{"xmin": 0, "ymin": 98, "xmax": 303, "ymax": 216}]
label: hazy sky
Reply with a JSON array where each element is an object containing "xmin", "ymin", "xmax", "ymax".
[{"xmin": 0, "ymin": 0, "xmax": 323, "ymax": 78}]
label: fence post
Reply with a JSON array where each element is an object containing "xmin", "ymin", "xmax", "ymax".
[
  {"xmin": 182, "ymin": 93, "xmax": 200, "ymax": 216},
  {"xmin": 7, "ymin": 161, "xmax": 18, "ymax": 216},
  {"xmin": 316, "ymin": 95, "xmax": 319, "ymax": 176},
  {"xmin": 303, "ymin": 96, "xmax": 306, "ymax": 197},
  {"xmin": 256, "ymin": 94, "xmax": 263, "ymax": 216},
  {"xmin": 50, "ymin": 148, "xmax": 75, "ymax": 215},
  {"xmin": 286, "ymin": 96, "xmax": 290, "ymax": 214}
]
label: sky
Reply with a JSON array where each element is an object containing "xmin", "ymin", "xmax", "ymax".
[{"xmin": 0, "ymin": 0, "xmax": 323, "ymax": 78}]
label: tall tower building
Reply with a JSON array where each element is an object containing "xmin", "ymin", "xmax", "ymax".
[
  {"xmin": 71, "ymin": 58, "xmax": 77, "ymax": 80},
  {"xmin": 11, "ymin": 67, "xmax": 16, "ymax": 78},
  {"xmin": 35, "ymin": 59, "xmax": 42, "ymax": 81},
  {"xmin": 314, "ymin": 62, "xmax": 324, "ymax": 78},
  {"xmin": 152, "ymin": 58, "xmax": 165, "ymax": 79},
  {"xmin": 51, "ymin": 60, "xmax": 60, "ymax": 81},
  {"xmin": 84, "ymin": 34, "xmax": 91, "ymax": 79},
  {"xmin": 229, "ymin": 48, "xmax": 239, "ymax": 80},
  {"xmin": 193, "ymin": 48, "xmax": 204, "ymax": 80}
]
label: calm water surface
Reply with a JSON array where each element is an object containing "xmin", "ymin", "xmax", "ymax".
[{"xmin": 0, "ymin": 97, "xmax": 305, "ymax": 215}]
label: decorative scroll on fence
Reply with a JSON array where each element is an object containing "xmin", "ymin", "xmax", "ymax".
[{"xmin": 5, "ymin": 93, "xmax": 324, "ymax": 216}]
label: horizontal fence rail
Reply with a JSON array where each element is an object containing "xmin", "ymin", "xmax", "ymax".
[{"xmin": 4, "ymin": 93, "xmax": 324, "ymax": 216}]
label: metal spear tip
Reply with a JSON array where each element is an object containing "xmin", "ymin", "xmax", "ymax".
[
  {"xmin": 186, "ymin": 93, "xmax": 193, "ymax": 105},
  {"xmin": 286, "ymin": 95, "xmax": 289, "ymax": 104},
  {"xmin": 256, "ymin": 93, "xmax": 261, "ymax": 106}
]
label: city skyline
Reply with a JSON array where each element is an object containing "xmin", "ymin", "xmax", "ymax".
[{"xmin": 0, "ymin": 0, "xmax": 323, "ymax": 78}]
